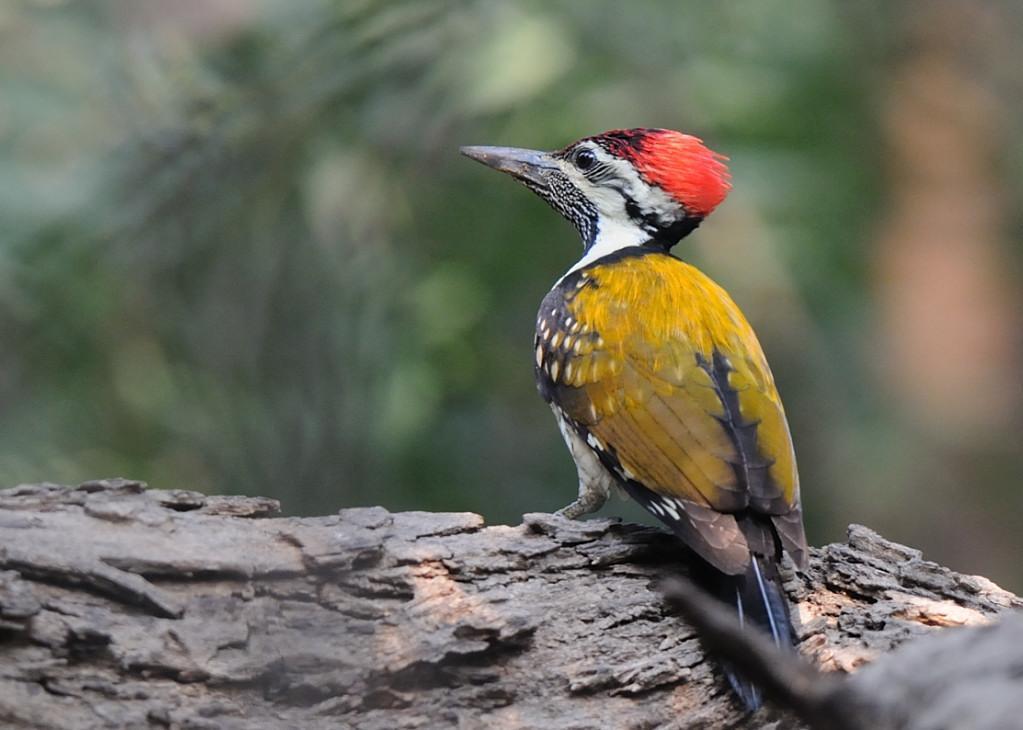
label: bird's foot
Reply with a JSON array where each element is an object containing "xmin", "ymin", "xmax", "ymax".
[
  {"xmin": 554, "ymin": 502, "xmax": 587, "ymax": 520},
  {"xmin": 554, "ymin": 489, "xmax": 608, "ymax": 520}
]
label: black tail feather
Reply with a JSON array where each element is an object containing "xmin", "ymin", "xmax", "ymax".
[
  {"xmin": 722, "ymin": 662, "xmax": 763, "ymax": 713},
  {"xmin": 712, "ymin": 555, "xmax": 794, "ymax": 712}
]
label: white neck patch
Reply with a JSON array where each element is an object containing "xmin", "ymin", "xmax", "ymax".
[{"xmin": 561, "ymin": 218, "xmax": 649, "ymax": 280}]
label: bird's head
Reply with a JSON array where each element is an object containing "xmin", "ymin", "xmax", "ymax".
[{"xmin": 461, "ymin": 128, "xmax": 730, "ymax": 255}]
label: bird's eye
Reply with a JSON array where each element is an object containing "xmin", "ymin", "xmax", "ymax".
[{"xmin": 574, "ymin": 148, "xmax": 597, "ymax": 171}]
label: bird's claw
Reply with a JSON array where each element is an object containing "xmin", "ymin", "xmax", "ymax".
[{"xmin": 554, "ymin": 503, "xmax": 586, "ymax": 520}]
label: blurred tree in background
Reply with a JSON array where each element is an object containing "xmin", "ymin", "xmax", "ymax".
[{"xmin": 1, "ymin": 0, "xmax": 1021, "ymax": 588}]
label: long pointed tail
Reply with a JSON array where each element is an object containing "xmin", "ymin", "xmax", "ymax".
[{"xmin": 716, "ymin": 555, "xmax": 794, "ymax": 711}]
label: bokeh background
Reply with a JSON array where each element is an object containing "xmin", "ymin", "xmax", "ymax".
[{"xmin": 2, "ymin": 0, "xmax": 1021, "ymax": 590}]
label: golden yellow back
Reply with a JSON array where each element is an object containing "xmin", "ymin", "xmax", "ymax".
[{"xmin": 535, "ymin": 247, "xmax": 806, "ymax": 572}]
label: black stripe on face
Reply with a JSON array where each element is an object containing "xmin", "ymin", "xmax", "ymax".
[
  {"xmin": 581, "ymin": 162, "xmax": 618, "ymax": 185},
  {"xmin": 623, "ymin": 195, "xmax": 702, "ymax": 246}
]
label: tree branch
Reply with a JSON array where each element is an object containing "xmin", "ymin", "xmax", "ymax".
[{"xmin": 0, "ymin": 480, "xmax": 1019, "ymax": 729}]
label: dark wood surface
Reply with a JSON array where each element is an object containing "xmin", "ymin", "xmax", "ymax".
[{"xmin": 0, "ymin": 480, "xmax": 1019, "ymax": 729}]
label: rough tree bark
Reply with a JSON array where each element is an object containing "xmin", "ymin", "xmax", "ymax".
[{"xmin": 0, "ymin": 480, "xmax": 1019, "ymax": 729}]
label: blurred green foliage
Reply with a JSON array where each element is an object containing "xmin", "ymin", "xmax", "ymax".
[{"xmin": 2, "ymin": 0, "xmax": 1021, "ymax": 588}]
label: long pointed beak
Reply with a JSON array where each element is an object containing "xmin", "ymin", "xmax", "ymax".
[{"xmin": 460, "ymin": 145, "xmax": 557, "ymax": 186}]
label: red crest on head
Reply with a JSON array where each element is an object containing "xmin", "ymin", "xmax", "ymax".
[{"xmin": 588, "ymin": 128, "xmax": 731, "ymax": 218}]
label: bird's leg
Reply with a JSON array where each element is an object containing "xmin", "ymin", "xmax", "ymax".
[
  {"xmin": 551, "ymin": 407, "xmax": 616, "ymax": 519},
  {"xmin": 554, "ymin": 430, "xmax": 616, "ymax": 519},
  {"xmin": 555, "ymin": 473, "xmax": 611, "ymax": 519}
]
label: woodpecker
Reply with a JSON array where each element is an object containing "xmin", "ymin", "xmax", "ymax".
[{"xmin": 462, "ymin": 128, "xmax": 808, "ymax": 711}]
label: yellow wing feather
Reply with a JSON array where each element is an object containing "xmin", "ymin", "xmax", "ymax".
[{"xmin": 541, "ymin": 252, "xmax": 800, "ymax": 515}]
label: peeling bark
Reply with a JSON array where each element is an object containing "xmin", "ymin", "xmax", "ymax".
[{"xmin": 0, "ymin": 480, "xmax": 1019, "ymax": 729}]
